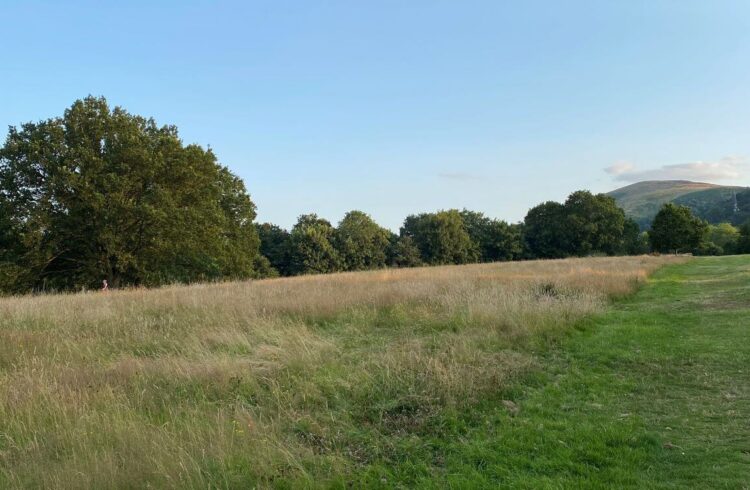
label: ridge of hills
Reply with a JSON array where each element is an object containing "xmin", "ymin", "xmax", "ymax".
[{"xmin": 606, "ymin": 180, "xmax": 750, "ymax": 228}]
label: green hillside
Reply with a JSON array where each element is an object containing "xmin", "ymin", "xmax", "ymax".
[{"xmin": 607, "ymin": 180, "xmax": 750, "ymax": 228}]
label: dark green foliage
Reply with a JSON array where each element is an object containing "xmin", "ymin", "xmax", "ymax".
[
  {"xmin": 523, "ymin": 201, "xmax": 570, "ymax": 258},
  {"xmin": 736, "ymin": 220, "xmax": 750, "ymax": 254},
  {"xmin": 525, "ymin": 191, "xmax": 637, "ymax": 259},
  {"xmin": 692, "ymin": 222, "xmax": 741, "ymax": 256},
  {"xmin": 387, "ymin": 235, "xmax": 423, "ymax": 268},
  {"xmin": 457, "ymin": 209, "xmax": 492, "ymax": 258},
  {"xmin": 564, "ymin": 191, "xmax": 626, "ymax": 256},
  {"xmin": 288, "ymin": 214, "xmax": 342, "ymax": 274},
  {"xmin": 334, "ymin": 211, "xmax": 391, "ymax": 270},
  {"xmin": 692, "ymin": 241, "xmax": 723, "ymax": 256},
  {"xmin": 485, "ymin": 221, "xmax": 524, "ymax": 261},
  {"xmin": 251, "ymin": 255, "xmax": 279, "ymax": 278},
  {"xmin": 0, "ymin": 96, "xmax": 260, "ymax": 292},
  {"xmin": 401, "ymin": 210, "xmax": 479, "ymax": 265},
  {"xmin": 621, "ymin": 218, "xmax": 650, "ymax": 255},
  {"xmin": 256, "ymin": 223, "xmax": 290, "ymax": 275},
  {"xmin": 702, "ymin": 223, "xmax": 740, "ymax": 255},
  {"xmin": 648, "ymin": 203, "xmax": 707, "ymax": 254},
  {"xmin": 459, "ymin": 210, "xmax": 523, "ymax": 262},
  {"xmin": 0, "ymin": 200, "xmax": 23, "ymax": 291}
]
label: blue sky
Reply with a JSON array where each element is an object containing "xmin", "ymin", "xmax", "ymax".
[{"xmin": 2, "ymin": 1, "xmax": 750, "ymax": 230}]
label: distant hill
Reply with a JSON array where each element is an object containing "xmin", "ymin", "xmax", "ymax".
[{"xmin": 607, "ymin": 180, "xmax": 750, "ymax": 228}]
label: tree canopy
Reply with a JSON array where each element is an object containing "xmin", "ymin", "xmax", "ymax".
[
  {"xmin": 335, "ymin": 210, "xmax": 391, "ymax": 270},
  {"xmin": 524, "ymin": 201, "xmax": 570, "ymax": 258},
  {"xmin": 256, "ymin": 223, "xmax": 291, "ymax": 276},
  {"xmin": 564, "ymin": 191, "xmax": 626, "ymax": 256},
  {"xmin": 401, "ymin": 210, "xmax": 479, "ymax": 265},
  {"xmin": 459, "ymin": 210, "xmax": 523, "ymax": 262},
  {"xmin": 737, "ymin": 220, "xmax": 750, "ymax": 254},
  {"xmin": 705, "ymin": 223, "xmax": 740, "ymax": 254},
  {"xmin": 287, "ymin": 214, "xmax": 342, "ymax": 275},
  {"xmin": 649, "ymin": 203, "xmax": 707, "ymax": 254},
  {"xmin": 387, "ymin": 235, "xmax": 423, "ymax": 268},
  {"xmin": 524, "ymin": 191, "xmax": 634, "ymax": 258},
  {"xmin": 0, "ymin": 96, "xmax": 261, "ymax": 292}
]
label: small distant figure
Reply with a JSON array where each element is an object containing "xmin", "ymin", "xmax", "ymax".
[{"xmin": 102, "ymin": 279, "xmax": 109, "ymax": 292}]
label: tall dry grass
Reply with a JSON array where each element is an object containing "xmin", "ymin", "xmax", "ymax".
[{"xmin": 0, "ymin": 256, "xmax": 683, "ymax": 488}]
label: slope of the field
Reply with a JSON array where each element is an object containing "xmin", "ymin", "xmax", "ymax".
[
  {"xmin": 4, "ymin": 255, "xmax": 749, "ymax": 488},
  {"xmin": 0, "ymin": 256, "xmax": 681, "ymax": 488},
  {"xmin": 607, "ymin": 180, "xmax": 749, "ymax": 228},
  {"xmin": 439, "ymin": 255, "xmax": 750, "ymax": 488}
]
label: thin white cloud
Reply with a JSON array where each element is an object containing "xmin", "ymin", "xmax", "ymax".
[
  {"xmin": 604, "ymin": 161, "xmax": 636, "ymax": 176},
  {"xmin": 604, "ymin": 156, "xmax": 747, "ymax": 183}
]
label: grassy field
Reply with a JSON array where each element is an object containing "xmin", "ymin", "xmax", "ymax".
[
  {"xmin": 420, "ymin": 255, "xmax": 750, "ymax": 488},
  {"xmin": 2, "ymin": 255, "xmax": 747, "ymax": 488}
]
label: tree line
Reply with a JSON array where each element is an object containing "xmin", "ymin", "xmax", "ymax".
[
  {"xmin": 257, "ymin": 191, "xmax": 649, "ymax": 277},
  {"xmin": 256, "ymin": 198, "xmax": 750, "ymax": 278},
  {"xmin": 1, "ymin": 97, "xmax": 748, "ymax": 293}
]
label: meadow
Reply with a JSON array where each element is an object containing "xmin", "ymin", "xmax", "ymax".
[{"xmin": 0, "ymin": 256, "xmax": 687, "ymax": 488}]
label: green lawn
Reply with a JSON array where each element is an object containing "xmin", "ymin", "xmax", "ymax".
[{"xmin": 354, "ymin": 256, "xmax": 750, "ymax": 488}]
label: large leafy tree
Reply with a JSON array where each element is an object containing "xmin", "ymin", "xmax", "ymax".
[
  {"xmin": 525, "ymin": 191, "xmax": 636, "ymax": 258},
  {"xmin": 564, "ymin": 191, "xmax": 626, "ymax": 256},
  {"xmin": 401, "ymin": 210, "xmax": 479, "ymax": 265},
  {"xmin": 334, "ymin": 210, "xmax": 391, "ymax": 271},
  {"xmin": 0, "ymin": 96, "xmax": 260, "ymax": 292},
  {"xmin": 649, "ymin": 203, "xmax": 707, "ymax": 254},
  {"xmin": 523, "ymin": 201, "xmax": 570, "ymax": 258},
  {"xmin": 288, "ymin": 214, "xmax": 342, "ymax": 274}
]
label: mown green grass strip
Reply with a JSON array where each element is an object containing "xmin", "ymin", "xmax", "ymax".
[{"xmin": 352, "ymin": 256, "xmax": 750, "ymax": 488}]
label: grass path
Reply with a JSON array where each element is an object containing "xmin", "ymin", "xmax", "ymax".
[{"xmin": 360, "ymin": 256, "xmax": 750, "ymax": 488}]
